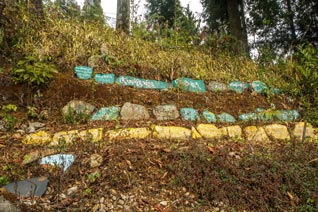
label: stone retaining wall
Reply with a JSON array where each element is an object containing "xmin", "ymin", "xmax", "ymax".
[{"xmin": 22, "ymin": 122, "xmax": 318, "ymax": 145}]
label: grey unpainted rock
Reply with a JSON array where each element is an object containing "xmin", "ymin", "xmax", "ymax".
[
  {"xmin": 62, "ymin": 100, "xmax": 95, "ymax": 116},
  {"xmin": 120, "ymin": 102, "xmax": 150, "ymax": 120},
  {"xmin": 208, "ymin": 81, "xmax": 228, "ymax": 92},
  {"xmin": 2, "ymin": 177, "xmax": 48, "ymax": 197},
  {"xmin": 153, "ymin": 105, "xmax": 179, "ymax": 120}
]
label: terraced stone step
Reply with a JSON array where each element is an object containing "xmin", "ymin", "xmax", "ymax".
[{"xmin": 22, "ymin": 122, "xmax": 318, "ymax": 146}]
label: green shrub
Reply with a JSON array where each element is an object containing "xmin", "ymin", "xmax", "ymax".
[{"xmin": 13, "ymin": 56, "xmax": 57, "ymax": 86}]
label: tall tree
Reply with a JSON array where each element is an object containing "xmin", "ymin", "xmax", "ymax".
[
  {"xmin": 82, "ymin": 0, "xmax": 104, "ymax": 23},
  {"xmin": 201, "ymin": 0, "xmax": 249, "ymax": 54},
  {"xmin": 116, "ymin": 0, "xmax": 130, "ymax": 33},
  {"xmin": 29, "ymin": 0, "xmax": 44, "ymax": 20}
]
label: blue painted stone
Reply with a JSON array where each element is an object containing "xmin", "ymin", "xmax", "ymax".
[
  {"xmin": 251, "ymin": 81, "xmax": 268, "ymax": 93},
  {"xmin": 180, "ymin": 108, "xmax": 200, "ymax": 121},
  {"xmin": 74, "ymin": 66, "xmax": 93, "ymax": 80},
  {"xmin": 172, "ymin": 78, "xmax": 206, "ymax": 93},
  {"xmin": 257, "ymin": 111, "xmax": 276, "ymax": 121},
  {"xmin": 94, "ymin": 73, "xmax": 115, "ymax": 84},
  {"xmin": 3, "ymin": 177, "xmax": 48, "ymax": 197},
  {"xmin": 217, "ymin": 113, "xmax": 236, "ymax": 123},
  {"xmin": 275, "ymin": 110, "xmax": 299, "ymax": 121},
  {"xmin": 229, "ymin": 81, "xmax": 249, "ymax": 93},
  {"xmin": 239, "ymin": 113, "xmax": 258, "ymax": 121},
  {"xmin": 40, "ymin": 154, "xmax": 75, "ymax": 171},
  {"xmin": 90, "ymin": 106, "xmax": 120, "ymax": 121},
  {"xmin": 203, "ymin": 110, "xmax": 216, "ymax": 123},
  {"xmin": 116, "ymin": 76, "xmax": 170, "ymax": 90}
]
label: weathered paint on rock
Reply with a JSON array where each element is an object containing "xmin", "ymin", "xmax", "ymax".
[
  {"xmin": 116, "ymin": 76, "xmax": 170, "ymax": 90},
  {"xmin": 120, "ymin": 102, "xmax": 150, "ymax": 120},
  {"xmin": 172, "ymin": 78, "xmax": 206, "ymax": 93},
  {"xmin": 106, "ymin": 128, "xmax": 151, "ymax": 140},
  {"xmin": 22, "ymin": 131, "xmax": 51, "ymax": 145},
  {"xmin": 251, "ymin": 81, "xmax": 268, "ymax": 93},
  {"xmin": 244, "ymin": 126, "xmax": 270, "ymax": 143},
  {"xmin": 153, "ymin": 126, "xmax": 192, "ymax": 140},
  {"xmin": 217, "ymin": 113, "xmax": 236, "ymax": 123},
  {"xmin": 180, "ymin": 108, "xmax": 200, "ymax": 121},
  {"xmin": 207, "ymin": 81, "xmax": 228, "ymax": 92},
  {"xmin": 94, "ymin": 73, "xmax": 115, "ymax": 84},
  {"xmin": 229, "ymin": 81, "xmax": 249, "ymax": 93},
  {"xmin": 239, "ymin": 113, "xmax": 258, "ymax": 121},
  {"xmin": 203, "ymin": 111, "xmax": 216, "ymax": 123},
  {"xmin": 90, "ymin": 106, "xmax": 119, "ymax": 121},
  {"xmin": 292, "ymin": 122, "xmax": 316, "ymax": 141},
  {"xmin": 62, "ymin": 100, "xmax": 96, "ymax": 116},
  {"xmin": 226, "ymin": 125, "xmax": 243, "ymax": 138},
  {"xmin": 196, "ymin": 124, "xmax": 224, "ymax": 139},
  {"xmin": 51, "ymin": 130, "xmax": 79, "ymax": 146},
  {"xmin": 79, "ymin": 128, "xmax": 103, "ymax": 142},
  {"xmin": 275, "ymin": 110, "xmax": 300, "ymax": 121},
  {"xmin": 264, "ymin": 124, "xmax": 290, "ymax": 140},
  {"xmin": 40, "ymin": 154, "xmax": 75, "ymax": 171},
  {"xmin": 153, "ymin": 105, "xmax": 180, "ymax": 120},
  {"xmin": 74, "ymin": 66, "xmax": 93, "ymax": 80}
]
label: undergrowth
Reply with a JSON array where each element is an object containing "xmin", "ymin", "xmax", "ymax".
[{"xmin": 165, "ymin": 141, "xmax": 318, "ymax": 211}]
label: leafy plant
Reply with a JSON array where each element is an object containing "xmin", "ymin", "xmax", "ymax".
[
  {"xmin": 13, "ymin": 56, "xmax": 57, "ymax": 86},
  {"xmin": 1, "ymin": 104, "xmax": 18, "ymax": 131}
]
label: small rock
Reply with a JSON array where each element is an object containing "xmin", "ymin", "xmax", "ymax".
[
  {"xmin": 118, "ymin": 199, "xmax": 125, "ymax": 205},
  {"xmin": 27, "ymin": 122, "xmax": 46, "ymax": 133},
  {"xmin": 264, "ymin": 124, "xmax": 290, "ymax": 141},
  {"xmin": 160, "ymin": 201, "xmax": 168, "ymax": 206},
  {"xmin": 180, "ymin": 108, "xmax": 200, "ymax": 121},
  {"xmin": 67, "ymin": 186, "xmax": 78, "ymax": 195},
  {"xmin": 172, "ymin": 78, "xmax": 206, "ymax": 93},
  {"xmin": 208, "ymin": 81, "xmax": 228, "ymax": 92},
  {"xmin": 110, "ymin": 189, "xmax": 117, "ymax": 196},
  {"xmin": 22, "ymin": 131, "xmax": 51, "ymax": 145},
  {"xmin": 90, "ymin": 154, "xmax": 103, "ymax": 168},
  {"xmin": 120, "ymin": 102, "xmax": 149, "ymax": 120},
  {"xmin": 0, "ymin": 195, "xmax": 21, "ymax": 212},
  {"xmin": 153, "ymin": 126, "xmax": 192, "ymax": 140},
  {"xmin": 229, "ymin": 81, "xmax": 249, "ymax": 93},
  {"xmin": 217, "ymin": 113, "xmax": 236, "ymax": 123},
  {"xmin": 203, "ymin": 110, "xmax": 217, "ymax": 123}
]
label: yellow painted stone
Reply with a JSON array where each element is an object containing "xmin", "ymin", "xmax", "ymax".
[
  {"xmin": 264, "ymin": 124, "xmax": 290, "ymax": 141},
  {"xmin": 106, "ymin": 128, "xmax": 151, "ymax": 140},
  {"xmin": 153, "ymin": 126, "xmax": 191, "ymax": 140},
  {"xmin": 196, "ymin": 124, "xmax": 223, "ymax": 139},
  {"xmin": 51, "ymin": 130, "xmax": 79, "ymax": 146},
  {"xmin": 292, "ymin": 122, "xmax": 316, "ymax": 141},
  {"xmin": 191, "ymin": 127, "xmax": 202, "ymax": 139},
  {"xmin": 22, "ymin": 131, "xmax": 51, "ymax": 145},
  {"xmin": 244, "ymin": 126, "xmax": 270, "ymax": 143},
  {"xmin": 226, "ymin": 125, "xmax": 242, "ymax": 138},
  {"xmin": 79, "ymin": 128, "xmax": 103, "ymax": 142}
]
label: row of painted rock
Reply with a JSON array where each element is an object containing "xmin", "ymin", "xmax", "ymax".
[
  {"xmin": 62, "ymin": 100, "xmax": 300, "ymax": 123},
  {"xmin": 74, "ymin": 66, "xmax": 277, "ymax": 94},
  {"xmin": 22, "ymin": 122, "xmax": 317, "ymax": 146}
]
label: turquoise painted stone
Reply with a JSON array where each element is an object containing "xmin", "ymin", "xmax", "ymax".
[
  {"xmin": 74, "ymin": 66, "xmax": 93, "ymax": 80},
  {"xmin": 229, "ymin": 81, "xmax": 249, "ymax": 93},
  {"xmin": 257, "ymin": 111, "xmax": 276, "ymax": 121},
  {"xmin": 172, "ymin": 78, "xmax": 206, "ymax": 93},
  {"xmin": 94, "ymin": 73, "xmax": 115, "ymax": 84},
  {"xmin": 251, "ymin": 81, "xmax": 268, "ymax": 93},
  {"xmin": 3, "ymin": 177, "xmax": 48, "ymax": 197},
  {"xmin": 116, "ymin": 76, "xmax": 170, "ymax": 90},
  {"xmin": 239, "ymin": 113, "xmax": 258, "ymax": 121},
  {"xmin": 275, "ymin": 110, "xmax": 299, "ymax": 121},
  {"xmin": 40, "ymin": 154, "xmax": 75, "ymax": 171},
  {"xmin": 217, "ymin": 113, "xmax": 236, "ymax": 123},
  {"xmin": 90, "ymin": 106, "xmax": 119, "ymax": 121},
  {"xmin": 180, "ymin": 108, "xmax": 200, "ymax": 121},
  {"xmin": 203, "ymin": 110, "xmax": 216, "ymax": 123}
]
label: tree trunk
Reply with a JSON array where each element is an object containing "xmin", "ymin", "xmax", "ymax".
[
  {"xmin": 29, "ymin": 0, "xmax": 44, "ymax": 21},
  {"xmin": 286, "ymin": 0, "xmax": 297, "ymax": 46},
  {"xmin": 116, "ymin": 0, "xmax": 130, "ymax": 33},
  {"xmin": 226, "ymin": 0, "xmax": 249, "ymax": 55}
]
